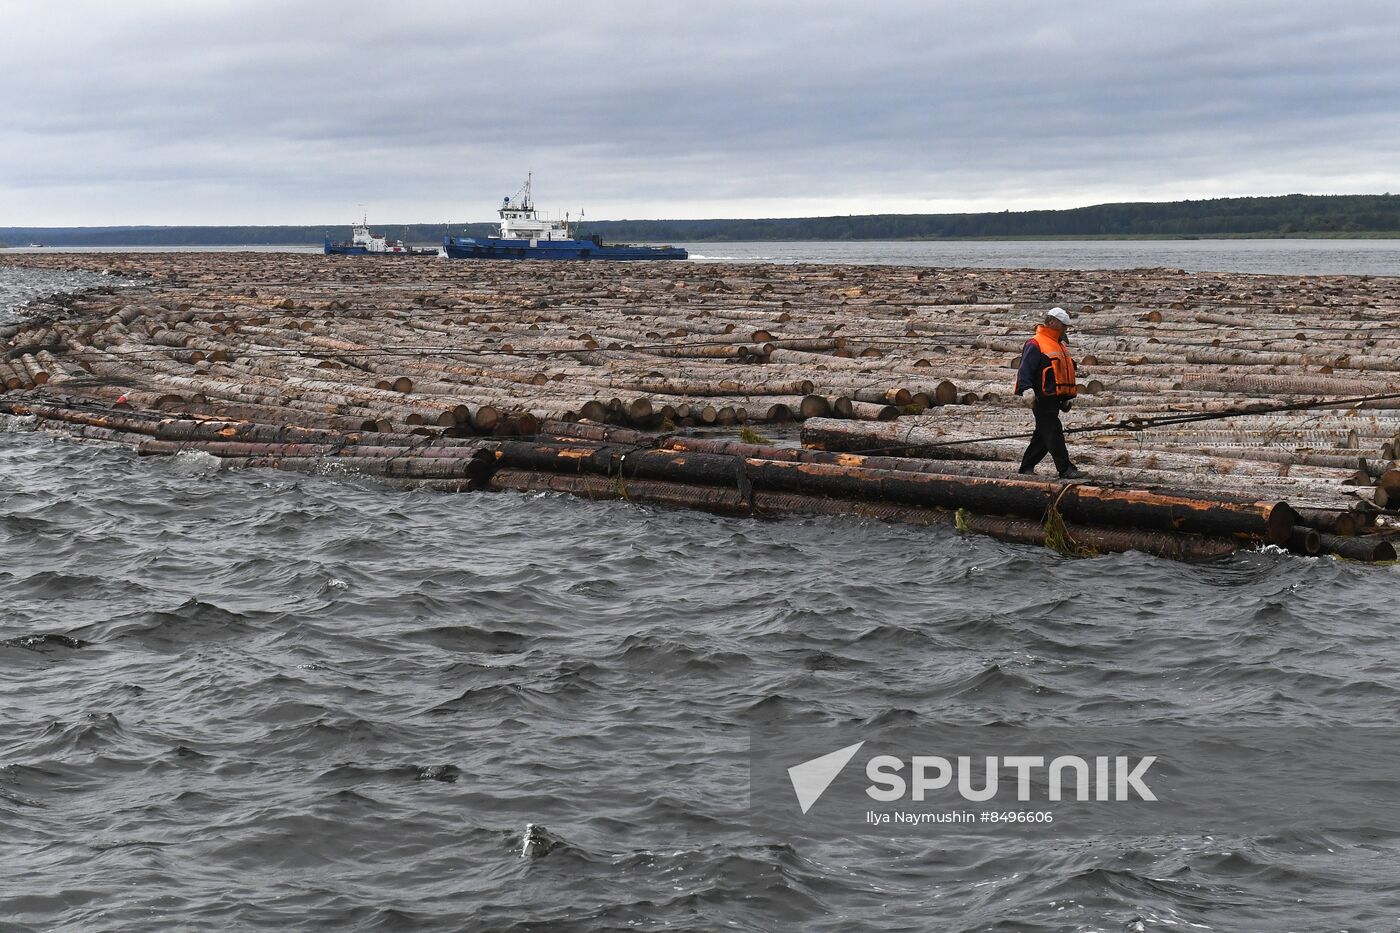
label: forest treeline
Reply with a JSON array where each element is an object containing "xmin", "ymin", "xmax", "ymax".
[{"xmin": 5, "ymin": 194, "xmax": 1399, "ymax": 246}]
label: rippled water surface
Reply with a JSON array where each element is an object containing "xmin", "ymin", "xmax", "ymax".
[
  {"xmin": 3, "ymin": 262, "xmax": 1400, "ymax": 931},
  {"xmin": 4, "ymin": 431, "xmax": 1399, "ymax": 931},
  {"xmin": 0, "ymin": 266, "xmax": 135, "ymax": 325},
  {"xmin": 685, "ymin": 238, "xmax": 1400, "ymax": 275},
  {"xmin": 8, "ymin": 237, "xmax": 1400, "ymax": 275}
]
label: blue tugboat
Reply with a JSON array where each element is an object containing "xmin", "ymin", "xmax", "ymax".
[{"xmin": 442, "ymin": 176, "xmax": 687, "ymax": 261}]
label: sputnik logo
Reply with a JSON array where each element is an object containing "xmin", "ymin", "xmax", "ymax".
[{"xmin": 788, "ymin": 741, "xmax": 865, "ymax": 814}]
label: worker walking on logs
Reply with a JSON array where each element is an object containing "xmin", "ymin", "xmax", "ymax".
[{"xmin": 1014, "ymin": 307, "xmax": 1086, "ymax": 479}]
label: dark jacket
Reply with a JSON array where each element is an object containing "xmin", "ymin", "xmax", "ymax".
[{"xmin": 1015, "ymin": 339, "xmax": 1056, "ymax": 397}]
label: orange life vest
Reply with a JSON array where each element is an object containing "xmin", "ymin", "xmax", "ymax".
[{"xmin": 1029, "ymin": 325, "xmax": 1078, "ymax": 398}]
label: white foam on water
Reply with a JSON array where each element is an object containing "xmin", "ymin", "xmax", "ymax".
[
  {"xmin": 0, "ymin": 414, "xmax": 38, "ymax": 432},
  {"xmin": 166, "ymin": 449, "xmax": 222, "ymax": 474}
]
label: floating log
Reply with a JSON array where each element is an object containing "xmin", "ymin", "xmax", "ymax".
[
  {"xmin": 226, "ymin": 453, "xmax": 495, "ymax": 484},
  {"xmin": 487, "ymin": 468, "xmax": 1239, "ymax": 561},
  {"xmin": 1317, "ymin": 533, "xmax": 1397, "ymax": 562},
  {"xmin": 847, "ymin": 400, "xmax": 900, "ymax": 421},
  {"xmin": 4, "ymin": 251, "xmax": 1399, "ymax": 564},
  {"xmin": 489, "ymin": 440, "xmax": 1295, "ymax": 544},
  {"xmin": 1292, "ymin": 506, "xmax": 1361, "ymax": 537},
  {"xmin": 0, "ymin": 361, "xmax": 25, "ymax": 390},
  {"xmin": 1288, "ymin": 526, "xmax": 1322, "ymax": 556}
]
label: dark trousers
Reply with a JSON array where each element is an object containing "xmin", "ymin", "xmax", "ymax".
[{"xmin": 1020, "ymin": 397, "xmax": 1072, "ymax": 474}]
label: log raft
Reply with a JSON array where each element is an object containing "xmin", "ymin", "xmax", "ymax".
[{"xmin": 1, "ymin": 251, "xmax": 1398, "ymax": 562}]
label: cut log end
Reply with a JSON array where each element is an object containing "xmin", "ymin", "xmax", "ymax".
[{"xmin": 1267, "ymin": 503, "xmax": 1298, "ymax": 546}]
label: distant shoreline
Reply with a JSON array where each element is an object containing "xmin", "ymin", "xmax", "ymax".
[
  {"xmin": 5, "ymin": 193, "xmax": 1400, "ymax": 246},
  {"xmin": 5, "ymin": 232, "xmax": 1400, "ymax": 249}
]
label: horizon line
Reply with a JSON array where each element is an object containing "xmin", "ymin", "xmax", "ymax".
[{"xmin": 3, "ymin": 191, "xmax": 1396, "ymax": 230}]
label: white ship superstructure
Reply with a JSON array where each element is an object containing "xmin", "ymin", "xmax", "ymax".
[
  {"xmin": 441, "ymin": 174, "xmax": 687, "ymax": 261},
  {"xmin": 496, "ymin": 175, "xmax": 577, "ymax": 241}
]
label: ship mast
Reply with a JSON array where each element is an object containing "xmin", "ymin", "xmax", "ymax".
[{"xmin": 501, "ymin": 174, "xmax": 535, "ymax": 217}]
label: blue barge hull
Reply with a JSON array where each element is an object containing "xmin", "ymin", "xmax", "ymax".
[
  {"xmin": 443, "ymin": 235, "xmax": 687, "ymax": 261},
  {"xmin": 324, "ymin": 240, "xmax": 370, "ymax": 255}
]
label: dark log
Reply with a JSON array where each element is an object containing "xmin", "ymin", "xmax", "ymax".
[
  {"xmin": 543, "ymin": 424, "xmax": 1310, "ymax": 518},
  {"xmin": 1288, "ymin": 526, "xmax": 1322, "ymax": 555},
  {"xmin": 1379, "ymin": 468, "xmax": 1400, "ymax": 497},
  {"xmin": 1292, "ymin": 506, "xmax": 1360, "ymax": 537},
  {"xmin": 486, "ymin": 469, "xmax": 1238, "ymax": 560},
  {"xmin": 1316, "ymin": 533, "xmax": 1397, "ymax": 562},
  {"xmin": 489, "ymin": 440, "xmax": 1295, "ymax": 543},
  {"xmin": 955, "ymin": 512, "xmax": 1238, "ymax": 562}
]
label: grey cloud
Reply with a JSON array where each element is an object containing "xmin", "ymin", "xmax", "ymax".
[{"xmin": 3, "ymin": 0, "xmax": 1398, "ymax": 223}]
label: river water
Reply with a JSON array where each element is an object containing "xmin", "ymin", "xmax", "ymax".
[
  {"xmin": 7, "ymin": 236, "xmax": 1399, "ymax": 276},
  {"xmin": 3, "ymin": 254, "xmax": 1399, "ymax": 931},
  {"xmin": 683, "ymin": 237, "xmax": 1400, "ymax": 276}
]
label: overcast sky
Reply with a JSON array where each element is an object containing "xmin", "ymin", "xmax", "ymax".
[{"xmin": 3, "ymin": 0, "xmax": 1398, "ymax": 225}]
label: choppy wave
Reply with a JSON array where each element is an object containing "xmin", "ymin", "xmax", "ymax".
[
  {"xmin": 3, "ymin": 259, "xmax": 1400, "ymax": 928},
  {"xmin": 0, "ymin": 264, "xmax": 137, "ymax": 323}
]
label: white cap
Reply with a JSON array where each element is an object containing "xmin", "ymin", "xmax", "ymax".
[{"xmin": 1046, "ymin": 307, "xmax": 1072, "ymax": 327}]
